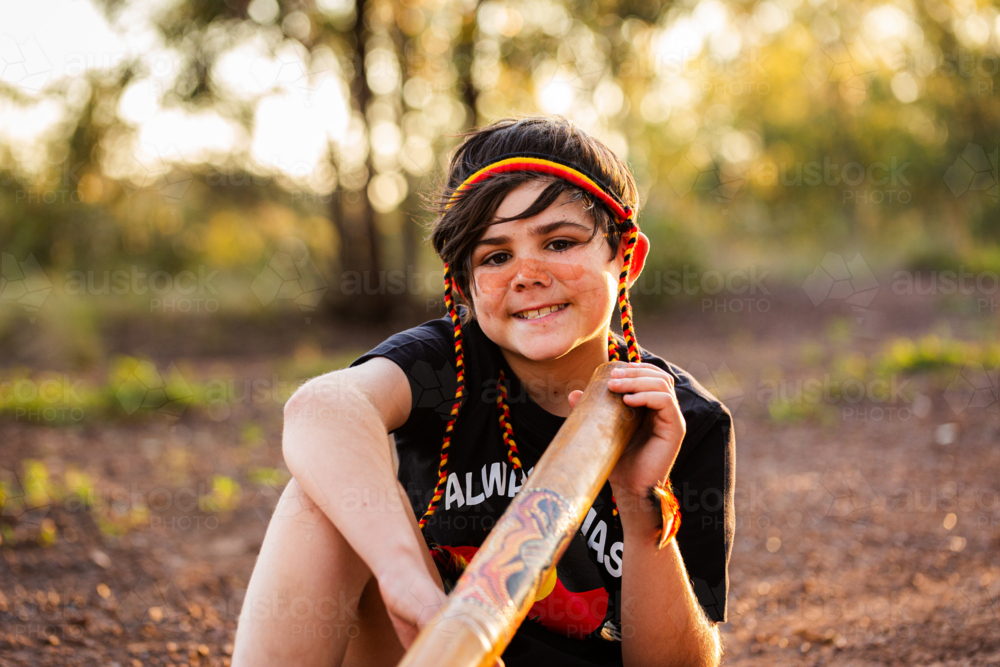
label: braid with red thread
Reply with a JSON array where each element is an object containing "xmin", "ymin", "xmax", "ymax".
[
  {"xmin": 418, "ymin": 262, "xmax": 465, "ymax": 530},
  {"xmin": 617, "ymin": 220, "xmax": 641, "ymax": 364},
  {"xmin": 496, "ymin": 369, "xmax": 523, "ymax": 470},
  {"xmin": 607, "ymin": 331, "xmax": 621, "ymax": 362}
]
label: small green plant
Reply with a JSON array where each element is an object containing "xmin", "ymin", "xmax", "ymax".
[
  {"xmin": 278, "ymin": 349, "xmax": 364, "ymax": 383},
  {"xmin": 37, "ymin": 518, "xmax": 58, "ymax": 547},
  {"xmin": 97, "ymin": 505, "xmax": 149, "ymax": 537},
  {"xmin": 63, "ymin": 468, "xmax": 95, "ymax": 507},
  {"xmin": 21, "ymin": 459, "xmax": 61, "ymax": 506},
  {"xmin": 248, "ymin": 467, "xmax": 290, "ymax": 487},
  {"xmin": 198, "ymin": 475, "xmax": 243, "ymax": 513},
  {"xmin": 241, "ymin": 422, "xmax": 265, "ymax": 449},
  {"xmin": 766, "ymin": 397, "xmax": 835, "ymax": 424},
  {"xmin": 875, "ymin": 335, "xmax": 998, "ymax": 376}
]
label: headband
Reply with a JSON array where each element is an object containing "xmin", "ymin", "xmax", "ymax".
[{"xmin": 445, "ymin": 153, "xmax": 634, "ymax": 223}]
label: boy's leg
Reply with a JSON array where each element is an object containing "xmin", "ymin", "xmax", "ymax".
[
  {"xmin": 341, "ymin": 573, "xmax": 405, "ymax": 666},
  {"xmin": 233, "ymin": 477, "xmax": 443, "ymax": 667},
  {"xmin": 233, "ymin": 477, "xmax": 372, "ymax": 666}
]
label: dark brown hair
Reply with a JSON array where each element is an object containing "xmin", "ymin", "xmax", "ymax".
[{"xmin": 426, "ymin": 115, "xmax": 640, "ymax": 319}]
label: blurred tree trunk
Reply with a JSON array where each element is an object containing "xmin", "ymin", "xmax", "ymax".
[
  {"xmin": 329, "ymin": 0, "xmax": 388, "ymax": 322},
  {"xmin": 387, "ymin": 9, "xmax": 419, "ymax": 300},
  {"xmin": 456, "ymin": 3, "xmax": 479, "ymax": 127}
]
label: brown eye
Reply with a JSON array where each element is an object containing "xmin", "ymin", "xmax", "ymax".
[{"xmin": 484, "ymin": 252, "xmax": 510, "ymax": 266}]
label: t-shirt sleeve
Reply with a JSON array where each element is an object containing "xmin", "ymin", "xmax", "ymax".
[
  {"xmin": 347, "ymin": 317, "xmax": 459, "ymax": 439},
  {"xmin": 669, "ymin": 399, "xmax": 735, "ymax": 623}
]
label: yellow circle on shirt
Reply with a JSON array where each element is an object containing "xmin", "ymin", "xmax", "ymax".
[{"xmin": 534, "ymin": 565, "xmax": 558, "ymax": 602}]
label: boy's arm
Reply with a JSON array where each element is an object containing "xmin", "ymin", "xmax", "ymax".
[
  {"xmin": 617, "ymin": 497, "xmax": 722, "ymax": 667},
  {"xmin": 281, "ymin": 357, "xmax": 447, "ymax": 640},
  {"xmin": 594, "ymin": 363, "xmax": 730, "ymax": 667}
]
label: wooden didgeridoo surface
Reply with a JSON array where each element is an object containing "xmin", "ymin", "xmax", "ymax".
[{"xmin": 397, "ymin": 361, "xmax": 646, "ymax": 667}]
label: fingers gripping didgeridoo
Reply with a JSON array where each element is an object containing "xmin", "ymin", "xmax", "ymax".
[{"xmin": 397, "ymin": 361, "xmax": 647, "ymax": 667}]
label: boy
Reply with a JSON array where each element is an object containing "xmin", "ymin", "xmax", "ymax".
[{"xmin": 233, "ymin": 116, "xmax": 735, "ymax": 667}]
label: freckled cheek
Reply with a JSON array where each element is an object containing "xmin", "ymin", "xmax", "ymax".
[
  {"xmin": 547, "ymin": 258, "xmax": 613, "ymax": 301},
  {"xmin": 546, "ymin": 259, "xmax": 587, "ymax": 284},
  {"xmin": 472, "ymin": 270, "xmax": 509, "ymax": 295},
  {"xmin": 470, "ymin": 272, "xmax": 508, "ymax": 318}
]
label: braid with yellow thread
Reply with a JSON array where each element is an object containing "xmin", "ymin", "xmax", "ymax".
[
  {"xmin": 418, "ymin": 262, "xmax": 465, "ymax": 530},
  {"xmin": 419, "ymin": 218, "xmax": 641, "ymax": 532}
]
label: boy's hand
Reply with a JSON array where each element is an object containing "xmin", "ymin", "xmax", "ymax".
[
  {"xmin": 568, "ymin": 362, "xmax": 686, "ymax": 499},
  {"xmin": 378, "ymin": 567, "xmax": 449, "ymax": 648},
  {"xmin": 378, "ymin": 568, "xmax": 506, "ymax": 666}
]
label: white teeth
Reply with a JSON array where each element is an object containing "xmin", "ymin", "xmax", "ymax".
[{"xmin": 515, "ymin": 304, "xmax": 567, "ymax": 320}]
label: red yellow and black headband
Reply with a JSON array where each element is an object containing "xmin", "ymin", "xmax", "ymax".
[{"xmin": 445, "ymin": 153, "xmax": 636, "ymax": 225}]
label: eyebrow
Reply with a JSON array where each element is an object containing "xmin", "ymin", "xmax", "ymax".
[{"xmin": 473, "ymin": 220, "xmax": 592, "ymax": 250}]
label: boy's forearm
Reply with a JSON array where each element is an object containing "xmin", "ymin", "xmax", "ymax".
[
  {"xmin": 617, "ymin": 491, "xmax": 722, "ymax": 667},
  {"xmin": 282, "ymin": 377, "xmax": 430, "ymax": 582}
]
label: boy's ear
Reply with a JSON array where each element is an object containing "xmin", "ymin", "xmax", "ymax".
[{"xmin": 623, "ymin": 231, "xmax": 650, "ymax": 288}]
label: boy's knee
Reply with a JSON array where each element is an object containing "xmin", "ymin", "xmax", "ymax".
[{"xmin": 273, "ymin": 477, "xmax": 335, "ymax": 527}]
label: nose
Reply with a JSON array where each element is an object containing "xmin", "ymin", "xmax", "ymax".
[{"xmin": 512, "ymin": 257, "xmax": 551, "ymax": 291}]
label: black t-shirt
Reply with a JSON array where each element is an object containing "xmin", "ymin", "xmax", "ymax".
[{"xmin": 349, "ymin": 311, "xmax": 735, "ymax": 666}]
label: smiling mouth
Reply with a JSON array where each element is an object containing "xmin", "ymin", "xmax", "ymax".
[{"xmin": 513, "ymin": 304, "xmax": 568, "ymax": 320}]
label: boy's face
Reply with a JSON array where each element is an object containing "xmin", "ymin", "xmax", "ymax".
[{"xmin": 467, "ymin": 179, "xmax": 647, "ymax": 364}]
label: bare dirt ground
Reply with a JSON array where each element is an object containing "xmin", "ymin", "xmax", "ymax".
[{"xmin": 2, "ymin": 286, "xmax": 998, "ymax": 666}]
